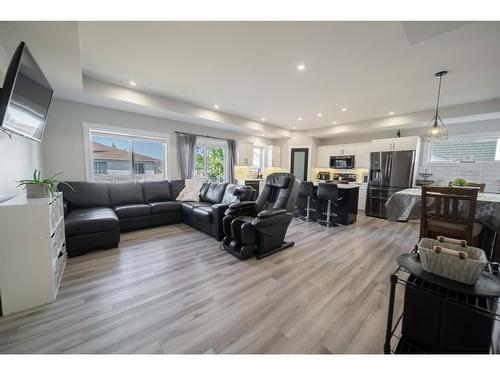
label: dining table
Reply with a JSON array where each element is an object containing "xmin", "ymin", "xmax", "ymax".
[{"xmin": 386, "ymin": 187, "xmax": 500, "ymax": 260}]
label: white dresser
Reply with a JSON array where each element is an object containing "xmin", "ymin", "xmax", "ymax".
[{"xmin": 0, "ymin": 193, "xmax": 66, "ymax": 315}]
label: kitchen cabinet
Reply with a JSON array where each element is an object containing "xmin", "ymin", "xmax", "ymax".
[
  {"xmin": 358, "ymin": 183, "xmax": 368, "ymax": 210},
  {"xmin": 330, "ymin": 144, "xmax": 356, "ymax": 156},
  {"xmin": 236, "ymin": 179, "xmax": 264, "ymax": 194},
  {"xmin": 237, "ymin": 142, "xmax": 254, "ymax": 166},
  {"xmin": 316, "ymin": 145, "xmax": 332, "ymax": 168},
  {"xmin": 354, "ymin": 142, "xmax": 371, "ymax": 168},
  {"xmin": 265, "ymin": 145, "xmax": 281, "ymax": 167},
  {"xmin": 371, "ymin": 136, "xmax": 419, "ymax": 152},
  {"xmin": 317, "ymin": 143, "xmax": 368, "ymax": 168}
]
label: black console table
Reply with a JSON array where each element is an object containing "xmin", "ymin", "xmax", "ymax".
[{"xmin": 384, "ymin": 246, "xmax": 500, "ymax": 354}]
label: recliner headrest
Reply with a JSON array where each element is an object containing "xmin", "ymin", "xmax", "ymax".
[{"xmin": 265, "ymin": 173, "xmax": 293, "ymax": 188}]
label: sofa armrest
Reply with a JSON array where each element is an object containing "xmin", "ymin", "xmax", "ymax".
[
  {"xmin": 211, "ymin": 203, "xmax": 230, "ymax": 241},
  {"xmin": 63, "ymin": 200, "xmax": 69, "ymax": 217}
]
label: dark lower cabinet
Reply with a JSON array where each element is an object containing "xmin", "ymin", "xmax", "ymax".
[{"xmin": 295, "ymin": 185, "xmax": 359, "ymax": 225}]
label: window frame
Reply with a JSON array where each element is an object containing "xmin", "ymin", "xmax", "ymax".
[
  {"xmin": 422, "ymin": 132, "xmax": 500, "ymax": 167},
  {"xmin": 83, "ymin": 123, "xmax": 170, "ymax": 182},
  {"xmin": 250, "ymin": 145, "xmax": 265, "ymax": 174},
  {"xmin": 194, "ymin": 137, "xmax": 228, "ymax": 182}
]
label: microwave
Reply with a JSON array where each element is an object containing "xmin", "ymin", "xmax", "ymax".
[{"xmin": 330, "ymin": 155, "xmax": 355, "ymax": 169}]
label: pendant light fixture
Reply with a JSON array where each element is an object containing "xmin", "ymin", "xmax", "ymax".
[{"xmin": 422, "ymin": 71, "xmax": 449, "ymax": 142}]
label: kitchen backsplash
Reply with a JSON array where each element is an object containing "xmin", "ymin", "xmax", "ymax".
[
  {"xmin": 235, "ymin": 166, "xmax": 286, "ymax": 180},
  {"xmin": 311, "ymin": 168, "xmax": 369, "ymax": 183},
  {"xmin": 418, "ymin": 164, "xmax": 500, "ymax": 193}
]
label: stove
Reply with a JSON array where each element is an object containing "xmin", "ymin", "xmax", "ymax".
[{"xmin": 332, "ymin": 173, "xmax": 357, "ymax": 183}]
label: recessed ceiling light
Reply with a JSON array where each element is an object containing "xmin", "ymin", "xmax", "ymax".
[
  {"xmin": 213, "ymin": 104, "xmax": 219, "ymax": 109},
  {"xmin": 317, "ymin": 113, "xmax": 322, "ymax": 117},
  {"xmin": 129, "ymin": 81, "xmax": 137, "ymax": 86},
  {"xmin": 298, "ymin": 117, "xmax": 303, "ymax": 121},
  {"xmin": 341, "ymin": 108, "xmax": 347, "ymax": 112},
  {"xmin": 332, "ymin": 121, "xmax": 337, "ymax": 125},
  {"xmin": 261, "ymin": 117, "xmax": 266, "ymax": 122},
  {"xmin": 389, "ymin": 111, "xmax": 395, "ymax": 115},
  {"xmin": 297, "ymin": 64, "xmax": 306, "ymax": 71}
]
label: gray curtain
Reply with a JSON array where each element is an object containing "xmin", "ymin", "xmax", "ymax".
[
  {"xmin": 227, "ymin": 139, "xmax": 236, "ymax": 183},
  {"xmin": 177, "ymin": 132, "xmax": 197, "ymax": 179}
]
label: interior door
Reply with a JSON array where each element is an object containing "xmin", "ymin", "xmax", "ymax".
[{"xmin": 291, "ymin": 148, "xmax": 309, "ymax": 181}]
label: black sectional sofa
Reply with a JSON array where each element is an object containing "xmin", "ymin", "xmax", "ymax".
[{"xmin": 58, "ymin": 180, "xmax": 255, "ymax": 257}]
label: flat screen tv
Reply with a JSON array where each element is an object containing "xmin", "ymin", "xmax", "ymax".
[{"xmin": 0, "ymin": 41, "xmax": 53, "ymax": 142}]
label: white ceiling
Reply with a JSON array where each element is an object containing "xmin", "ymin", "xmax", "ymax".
[{"xmin": 78, "ymin": 21, "xmax": 500, "ymax": 131}]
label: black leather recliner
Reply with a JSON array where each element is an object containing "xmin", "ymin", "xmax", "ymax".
[{"xmin": 221, "ymin": 172, "xmax": 300, "ymax": 260}]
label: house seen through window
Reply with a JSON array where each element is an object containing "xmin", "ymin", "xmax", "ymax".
[{"xmin": 90, "ymin": 130, "xmax": 166, "ymax": 182}]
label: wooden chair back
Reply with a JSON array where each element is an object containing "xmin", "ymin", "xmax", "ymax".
[
  {"xmin": 420, "ymin": 186, "xmax": 478, "ymax": 243},
  {"xmin": 448, "ymin": 181, "xmax": 485, "ymax": 192}
]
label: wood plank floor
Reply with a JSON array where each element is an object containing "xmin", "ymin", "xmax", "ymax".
[{"xmin": 0, "ymin": 214, "xmax": 419, "ymax": 353}]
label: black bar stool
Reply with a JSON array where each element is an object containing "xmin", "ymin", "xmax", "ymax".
[
  {"xmin": 297, "ymin": 181, "xmax": 316, "ymax": 222},
  {"xmin": 317, "ymin": 182, "xmax": 342, "ymax": 228}
]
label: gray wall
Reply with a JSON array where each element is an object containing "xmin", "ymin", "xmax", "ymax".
[
  {"xmin": 42, "ymin": 98, "xmax": 273, "ymax": 182},
  {"xmin": 0, "ymin": 44, "xmax": 43, "ymax": 202}
]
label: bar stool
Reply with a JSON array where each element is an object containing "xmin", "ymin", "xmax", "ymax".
[
  {"xmin": 317, "ymin": 182, "xmax": 342, "ymax": 228},
  {"xmin": 297, "ymin": 181, "xmax": 316, "ymax": 222}
]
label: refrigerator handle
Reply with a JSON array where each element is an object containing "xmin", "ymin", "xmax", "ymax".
[{"xmin": 388, "ymin": 153, "xmax": 393, "ymax": 182}]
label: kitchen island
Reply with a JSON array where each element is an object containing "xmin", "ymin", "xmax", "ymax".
[{"xmin": 295, "ymin": 182, "xmax": 360, "ymax": 225}]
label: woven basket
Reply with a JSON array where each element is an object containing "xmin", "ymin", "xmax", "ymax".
[{"xmin": 418, "ymin": 236, "xmax": 488, "ymax": 285}]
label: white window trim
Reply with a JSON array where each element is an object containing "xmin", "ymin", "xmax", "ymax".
[
  {"xmin": 82, "ymin": 122, "xmax": 171, "ymax": 182},
  {"xmin": 195, "ymin": 137, "xmax": 229, "ymax": 182},
  {"xmin": 250, "ymin": 145, "xmax": 265, "ymax": 172},
  {"xmin": 421, "ymin": 131, "xmax": 500, "ymax": 167}
]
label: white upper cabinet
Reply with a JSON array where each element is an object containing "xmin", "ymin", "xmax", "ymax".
[
  {"xmin": 237, "ymin": 142, "xmax": 254, "ymax": 166},
  {"xmin": 354, "ymin": 142, "xmax": 371, "ymax": 168},
  {"xmin": 329, "ymin": 144, "xmax": 355, "ymax": 156},
  {"xmin": 265, "ymin": 145, "xmax": 281, "ymax": 167},
  {"xmin": 316, "ymin": 145, "xmax": 332, "ymax": 168},
  {"xmin": 371, "ymin": 136, "xmax": 419, "ymax": 152},
  {"xmin": 394, "ymin": 136, "xmax": 419, "ymax": 151}
]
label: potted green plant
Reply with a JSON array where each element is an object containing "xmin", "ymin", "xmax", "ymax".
[
  {"xmin": 16, "ymin": 169, "xmax": 73, "ymax": 198},
  {"xmin": 452, "ymin": 178, "xmax": 467, "ymax": 187}
]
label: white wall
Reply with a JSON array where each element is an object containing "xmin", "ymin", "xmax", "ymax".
[
  {"xmin": 0, "ymin": 44, "xmax": 43, "ymax": 203},
  {"xmin": 317, "ymin": 119, "xmax": 500, "ymax": 146},
  {"xmin": 276, "ymin": 131, "xmax": 318, "ymax": 180},
  {"xmin": 42, "ymin": 98, "xmax": 274, "ymax": 182}
]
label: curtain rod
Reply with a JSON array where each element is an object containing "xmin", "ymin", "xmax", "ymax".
[{"xmin": 175, "ymin": 131, "xmax": 234, "ymax": 142}]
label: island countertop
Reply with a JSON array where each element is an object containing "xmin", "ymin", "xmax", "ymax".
[{"xmin": 312, "ymin": 181, "xmax": 360, "ymax": 189}]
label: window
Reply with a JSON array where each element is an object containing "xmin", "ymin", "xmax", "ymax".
[
  {"xmin": 94, "ymin": 161, "xmax": 108, "ymax": 174},
  {"xmin": 194, "ymin": 140, "xmax": 226, "ymax": 182},
  {"xmin": 88, "ymin": 129, "xmax": 167, "ymax": 183},
  {"xmin": 250, "ymin": 146, "xmax": 264, "ymax": 174},
  {"xmin": 428, "ymin": 136, "xmax": 500, "ymax": 163}
]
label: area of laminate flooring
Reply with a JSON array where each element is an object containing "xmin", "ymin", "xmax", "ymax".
[{"xmin": 0, "ymin": 214, "xmax": 418, "ymax": 354}]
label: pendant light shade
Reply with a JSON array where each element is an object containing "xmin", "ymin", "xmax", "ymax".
[{"xmin": 422, "ymin": 71, "xmax": 449, "ymax": 142}]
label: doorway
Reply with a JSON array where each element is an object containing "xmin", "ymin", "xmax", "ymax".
[{"xmin": 290, "ymin": 148, "xmax": 309, "ymax": 181}]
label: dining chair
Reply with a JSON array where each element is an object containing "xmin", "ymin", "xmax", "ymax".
[
  {"xmin": 448, "ymin": 181, "xmax": 486, "ymax": 192},
  {"xmin": 420, "ymin": 186, "xmax": 482, "ymax": 245}
]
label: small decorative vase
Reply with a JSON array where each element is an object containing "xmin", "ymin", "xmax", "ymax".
[{"xmin": 26, "ymin": 184, "xmax": 50, "ymax": 198}]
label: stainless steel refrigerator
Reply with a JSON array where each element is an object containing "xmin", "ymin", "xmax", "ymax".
[{"xmin": 365, "ymin": 150, "xmax": 415, "ymax": 219}]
